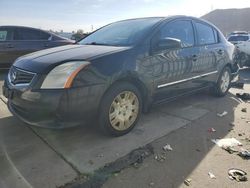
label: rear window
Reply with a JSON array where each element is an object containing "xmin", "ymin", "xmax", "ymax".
[{"xmin": 228, "ymin": 35, "xmax": 249, "ymax": 42}]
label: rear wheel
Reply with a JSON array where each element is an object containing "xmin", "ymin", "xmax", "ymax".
[
  {"xmin": 98, "ymin": 82, "xmax": 142, "ymax": 136},
  {"xmin": 212, "ymin": 67, "xmax": 231, "ymax": 97}
]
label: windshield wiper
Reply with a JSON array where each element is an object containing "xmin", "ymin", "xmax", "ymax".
[{"xmin": 85, "ymin": 42, "xmax": 108, "ymax": 45}]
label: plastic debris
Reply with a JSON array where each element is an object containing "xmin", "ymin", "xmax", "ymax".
[
  {"xmin": 217, "ymin": 111, "xmax": 228, "ymax": 117},
  {"xmin": 208, "ymin": 172, "xmax": 216, "ymax": 179},
  {"xmin": 236, "ymin": 93, "xmax": 250, "ymax": 100},
  {"xmin": 238, "ymin": 150, "xmax": 250, "ymax": 160},
  {"xmin": 184, "ymin": 178, "xmax": 192, "ymax": 186},
  {"xmin": 154, "ymin": 154, "xmax": 166, "ymax": 162},
  {"xmin": 228, "ymin": 169, "xmax": 248, "ymax": 182},
  {"xmin": 223, "ymin": 146, "xmax": 238, "ymax": 154},
  {"xmin": 163, "ymin": 144, "xmax": 173, "ymax": 151},
  {"xmin": 231, "ymin": 82, "xmax": 244, "ymax": 89},
  {"xmin": 212, "ymin": 138, "xmax": 242, "ymax": 148},
  {"xmin": 208, "ymin": 128, "xmax": 216, "ymax": 133},
  {"xmin": 241, "ymin": 108, "xmax": 247, "ymax": 113}
]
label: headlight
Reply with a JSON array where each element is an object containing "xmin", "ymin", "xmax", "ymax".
[{"xmin": 41, "ymin": 61, "xmax": 90, "ymax": 89}]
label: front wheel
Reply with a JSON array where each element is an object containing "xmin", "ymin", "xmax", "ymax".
[
  {"xmin": 212, "ymin": 67, "xmax": 231, "ymax": 97},
  {"xmin": 98, "ymin": 82, "xmax": 142, "ymax": 136}
]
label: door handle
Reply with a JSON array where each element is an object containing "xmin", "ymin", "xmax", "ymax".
[
  {"xmin": 6, "ymin": 44, "xmax": 14, "ymax": 48},
  {"xmin": 192, "ymin": 54, "xmax": 198, "ymax": 62},
  {"xmin": 44, "ymin": 43, "xmax": 49, "ymax": 47}
]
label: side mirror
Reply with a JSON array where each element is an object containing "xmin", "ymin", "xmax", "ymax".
[{"xmin": 157, "ymin": 37, "xmax": 181, "ymax": 50}]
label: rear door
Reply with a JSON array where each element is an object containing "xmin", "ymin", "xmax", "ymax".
[
  {"xmin": 0, "ymin": 27, "xmax": 15, "ymax": 68},
  {"xmin": 193, "ymin": 21, "xmax": 222, "ymax": 84}
]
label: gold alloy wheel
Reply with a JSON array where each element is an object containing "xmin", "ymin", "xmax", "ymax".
[{"xmin": 109, "ymin": 91, "xmax": 139, "ymax": 131}]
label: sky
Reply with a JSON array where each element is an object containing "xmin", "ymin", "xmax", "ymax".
[{"xmin": 0, "ymin": 0, "xmax": 250, "ymax": 32}]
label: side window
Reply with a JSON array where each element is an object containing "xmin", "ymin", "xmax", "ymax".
[
  {"xmin": 0, "ymin": 29, "xmax": 13, "ymax": 41},
  {"xmin": 195, "ymin": 22, "xmax": 216, "ymax": 45},
  {"xmin": 40, "ymin": 31, "xmax": 51, "ymax": 40},
  {"xmin": 213, "ymin": 29, "xmax": 219, "ymax": 43},
  {"xmin": 159, "ymin": 20, "xmax": 195, "ymax": 48},
  {"xmin": 15, "ymin": 28, "xmax": 42, "ymax": 40}
]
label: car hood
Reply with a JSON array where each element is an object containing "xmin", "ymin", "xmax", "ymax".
[{"xmin": 13, "ymin": 44, "xmax": 131, "ymax": 73}]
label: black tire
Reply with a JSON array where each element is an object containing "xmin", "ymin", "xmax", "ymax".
[
  {"xmin": 212, "ymin": 67, "xmax": 231, "ymax": 97},
  {"xmin": 98, "ymin": 82, "xmax": 142, "ymax": 136}
]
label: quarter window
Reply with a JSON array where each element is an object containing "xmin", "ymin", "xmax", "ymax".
[
  {"xmin": 195, "ymin": 22, "xmax": 216, "ymax": 45},
  {"xmin": 159, "ymin": 20, "xmax": 195, "ymax": 47}
]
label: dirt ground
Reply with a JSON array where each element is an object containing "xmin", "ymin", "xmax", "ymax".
[{"xmin": 102, "ymin": 69, "xmax": 250, "ymax": 188}]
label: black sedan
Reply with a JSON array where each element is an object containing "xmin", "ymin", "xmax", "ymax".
[
  {"xmin": 0, "ymin": 26, "xmax": 75, "ymax": 69},
  {"xmin": 3, "ymin": 16, "xmax": 239, "ymax": 136}
]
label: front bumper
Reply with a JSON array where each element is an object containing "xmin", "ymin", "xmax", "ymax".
[{"xmin": 2, "ymin": 82, "xmax": 104, "ymax": 128}]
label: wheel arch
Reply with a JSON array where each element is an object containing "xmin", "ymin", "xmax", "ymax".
[{"xmin": 99, "ymin": 74, "xmax": 152, "ymax": 113}]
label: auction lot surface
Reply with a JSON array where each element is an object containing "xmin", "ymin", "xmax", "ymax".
[{"xmin": 0, "ymin": 69, "xmax": 250, "ymax": 188}]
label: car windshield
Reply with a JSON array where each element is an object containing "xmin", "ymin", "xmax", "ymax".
[
  {"xmin": 79, "ymin": 18, "xmax": 162, "ymax": 46},
  {"xmin": 228, "ymin": 35, "xmax": 249, "ymax": 41}
]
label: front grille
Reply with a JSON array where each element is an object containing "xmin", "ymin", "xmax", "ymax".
[{"xmin": 9, "ymin": 67, "xmax": 36, "ymax": 85}]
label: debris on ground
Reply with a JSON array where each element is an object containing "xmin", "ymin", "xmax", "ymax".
[
  {"xmin": 223, "ymin": 146, "xmax": 239, "ymax": 154},
  {"xmin": 228, "ymin": 169, "xmax": 248, "ymax": 182},
  {"xmin": 217, "ymin": 111, "xmax": 228, "ymax": 117},
  {"xmin": 208, "ymin": 172, "xmax": 216, "ymax": 179},
  {"xmin": 163, "ymin": 144, "xmax": 173, "ymax": 151},
  {"xmin": 231, "ymin": 82, "xmax": 244, "ymax": 89},
  {"xmin": 208, "ymin": 128, "xmax": 216, "ymax": 133},
  {"xmin": 238, "ymin": 150, "xmax": 250, "ymax": 160},
  {"xmin": 97, "ymin": 154, "xmax": 104, "ymax": 158},
  {"xmin": 154, "ymin": 154, "xmax": 166, "ymax": 162},
  {"xmin": 229, "ymin": 122, "xmax": 235, "ymax": 126},
  {"xmin": 184, "ymin": 178, "xmax": 192, "ymax": 186},
  {"xmin": 149, "ymin": 182, "xmax": 155, "ymax": 187},
  {"xmin": 241, "ymin": 108, "xmax": 247, "ymax": 113},
  {"xmin": 212, "ymin": 138, "xmax": 242, "ymax": 148},
  {"xmin": 236, "ymin": 93, "xmax": 250, "ymax": 100},
  {"xmin": 88, "ymin": 160, "xmax": 94, "ymax": 165}
]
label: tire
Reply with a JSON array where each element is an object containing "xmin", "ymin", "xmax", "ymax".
[
  {"xmin": 98, "ymin": 82, "xmax": 142, "ymax": 136},
  {"xmin": 212, "ymin": 67, "xmax": 231, "ymax": 97}
]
